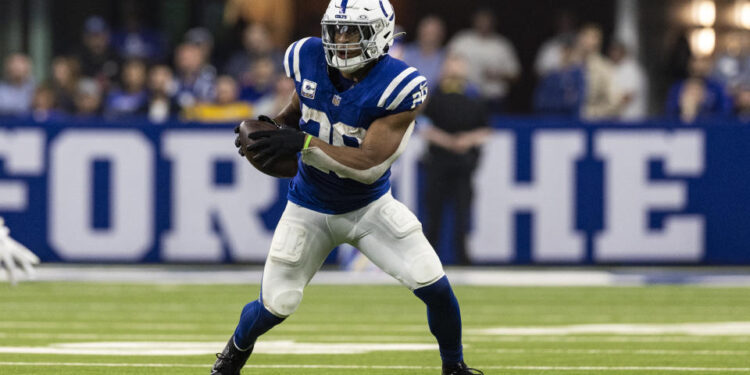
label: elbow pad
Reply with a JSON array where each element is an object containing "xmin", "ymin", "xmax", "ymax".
[{"xmin": 301, "ymin": 122, "xmax": 414, "ymax": 185}]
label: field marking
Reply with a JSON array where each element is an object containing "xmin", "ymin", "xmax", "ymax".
[
  {"xmin": 488, "ymin": 348, "xmax": 749, "ymax": 356},
  {"xmin": 0, "ymin": 321, "xmax": 428, "ymax": 333},
  {"xmin": 3, "ymin": 331, "xmax": 749, "ymax": 344},
  {"xmin": 0, "ymin": 341, "xmax": 437, "ymax": 356},
  {"xmin": 1, "ymin": 362, "xmax": 750, "ymax": 372},
  {"xmin": 464, "ymin": 336, "xmax": 750, "ymax": 343},
  {"xmin": 472, "ymin": 322, "xmax": 750, "ymax": 336}
]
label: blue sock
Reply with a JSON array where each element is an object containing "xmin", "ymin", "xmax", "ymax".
[
  {"xmin": 413, "ymin": 276, "xmax": 464, "ymax": 365},
  {"xmin": 233, "ymin": 299, "xmax": 285, "ymax": 350}
]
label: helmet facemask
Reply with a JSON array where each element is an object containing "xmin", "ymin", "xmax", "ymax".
[{"xmin": 322, "ymin": 19, "xmax": 387, "ymax": 74}]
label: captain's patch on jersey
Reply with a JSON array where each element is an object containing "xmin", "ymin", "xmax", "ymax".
[{"xmin": 302, "ymin": 79, "xmax": 318, "ymax": 99}]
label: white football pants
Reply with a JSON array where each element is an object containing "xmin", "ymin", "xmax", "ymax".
[{"xmin": 261, "ymin": 192, "xmax": 445, "ymax": 317}]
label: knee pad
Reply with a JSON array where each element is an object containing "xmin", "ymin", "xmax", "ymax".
[
  {"xmin": 263, "ymin": 289, "xmax": 303, "ymax": 317},
  {"xmin": 410, "ymin": 252, "xmax": 445, "ymax": 287}
]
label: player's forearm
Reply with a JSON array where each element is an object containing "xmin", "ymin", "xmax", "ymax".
[
  {"xmin": 307, "ymin": 139, "xmax": 384, "ymax": 170},
  {"xmin": 301, "ymin": 121, "xmax": 415, "ymax": 184}
]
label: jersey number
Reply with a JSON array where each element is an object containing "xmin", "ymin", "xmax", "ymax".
[
  {"xmin": 302, "ymin": 105, "xmax": 367, "ymax": 148},
  {"xmin": 411, "ymin": 83, "xmax": 428, "ymax": 109}
]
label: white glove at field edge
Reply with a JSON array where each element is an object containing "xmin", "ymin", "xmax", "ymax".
[{"xmin": 0, "ymin": 217, "xmax": 40, "ymax": 285}]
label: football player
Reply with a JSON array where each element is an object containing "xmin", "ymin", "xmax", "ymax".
[
  {"xmin": 214, "ymin": 1, "xmax": 483, "ymax": 374},
  {"xmin": 0, "ymin": 217, "xmax": 40, "ymax": 285}
]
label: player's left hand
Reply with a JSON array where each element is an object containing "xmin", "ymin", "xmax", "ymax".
[
  {"xmin": 0, "ymin": 218, "xmax": 40, "ymax": 285},
  {"xmin": 247, "ymin": 129, "xmax": 306, "ymax": 168}
]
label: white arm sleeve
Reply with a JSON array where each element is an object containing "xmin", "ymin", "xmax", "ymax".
[{"xmin": 300, "ymin": 122, "xmax": 415, "ymax": 185}]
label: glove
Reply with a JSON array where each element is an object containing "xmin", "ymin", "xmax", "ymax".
[
  {"xmin": 247, "ymin": 129, "xmax": 306, "ymax": 168},
  {"xmin": 234, "ymin": 115, "xmax": 283, "ymax": 157},
  {"xmin": 0, "ymin": 218, "xmax": 40, "ymax": 285}
]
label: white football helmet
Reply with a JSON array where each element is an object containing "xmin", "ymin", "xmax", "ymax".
[{"xmin": 322, "ymin": 0, "xmax": 396, "ymax": 73}]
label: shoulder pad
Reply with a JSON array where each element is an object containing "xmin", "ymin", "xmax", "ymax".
[{"xmin": 284, "ymin": 37, "xmax": 323, "ymax": 82}]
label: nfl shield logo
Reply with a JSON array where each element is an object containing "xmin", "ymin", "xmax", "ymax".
[{"xmin": 332, "ymin": 95, "xmax": 342, "ymax": 106}]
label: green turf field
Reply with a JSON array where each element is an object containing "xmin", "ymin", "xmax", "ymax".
[{"xmin": 1, "ymin": 282, "xmax": 750, "ymax": 374}]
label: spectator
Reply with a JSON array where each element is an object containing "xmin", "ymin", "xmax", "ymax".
[
  {"xmin": 737, "ymin": 83, "xmax": 750, "ymax": 123},
  {"xmin": 402, "ymin": 16, "xmax": 446, "ymax": 90},
  {"xmin": 609, "ymin": 40, "xmax": 648, "ymax": 121},
  {"xmin": 666, "ymin": 57, "xmax": 733, "ymax": 123},
  {"xmin": 577, "ymin": 24, "xmax": 618, "ymax": 121},
  {"xmin": 145, "ymin": 64, "xmax": 178, "ymax": 124},
  {"xmin": 31, "ymin": 84, "xmax": 66, "ymax": 122},
  {"xmin": 421, "ymin": 54, "xmax": 491, "ymax": 265},
  {"xmin": 104, "ymin": 59, "xmax": 149, "ymax": 119},
  {"xmin": 173, "ymin": 43, "xmax": 217, "ymax": 110},
  {"xmin": 252, "ymin": 77, "xmax": 295, "ymax": 118},
  {"xmin": 111, "ymin": 10, "xmax": 167, "ymax": 61},
  {"xmin": 535, "ymin": 10, "xmax": 578, "ymax": 76},
  {"xmin": 533, "ymin": 36, "xmax": 585, "ymax": 117},
  {"xmin": 185, "ymin": 28, "xmax": 215, "ymax": 63},
  {"xmin": 224, "ymin": 23, "xmax": 283, "ymax": 85},
  {"xmin": 239, "ymin": 57, "xmax": 277, "ymax": 103},
  {"xmin": 665, "ymin": 30, "xmax": 693, "ymax": 84},
  {"xmin": 712, "ymin": 36, "xmax": 745, "ymax": 93},
  {"xmin": 182, "ymin": 75, "xmax": 253, "ymax": 123},
  {"xmin": 224, "ymin": 0, "xmax": 294, "ymax": 48},
  {"xmin": 73, "ymin": 16, "xmax": 120, "ymax": 85},
  {"xmin": 448, "ymin": 9, "xmax": 520, "ymax": 113},
  {"xmin": 0, "ymin": 53, "xmax": 35, "ymax": 116},
  {"xmin": 50, "ymin": 56, "xmax": 80, "ymax": 113},
  {"xmin": 73, "ymin": 78, "xmax": 103, "ymax": 118}
]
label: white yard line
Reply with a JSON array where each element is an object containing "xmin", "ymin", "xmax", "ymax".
[
  {"xmin": 488, "ymin": 348, "xmax": 749, "ymax": 356},
  {"xmin": 468, "ymin": 336, "xmax": 750, "ymax": 343},
  {"xmin": 472, "ymin": 322, "xmax": 750, "ymax": 336},
  {"xmin": 2, "ymin": 331, "xmax": 748, "ymax": 343},
  {"xmin": 0, "ymin": 341, "xmax": 438, "ymax": 356},
  {"xmin": 13, "ymin": 265, "xmax": 750, "ymax": 286},
  {"xmin": 0, "ymin": 321, "xmax": 428, "ymax": 333},
  {"xmin": 0, "ymin": 362, "xmax": 749, "ymax": 372}
]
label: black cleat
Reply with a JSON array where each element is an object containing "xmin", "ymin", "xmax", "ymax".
[
  {"xmin": 442, "ymin": 361, "xmax": 484, "ymax": 375},
  {"xmin": 211, "ymin": 337, "xmax": 252, "ymax": 375}
]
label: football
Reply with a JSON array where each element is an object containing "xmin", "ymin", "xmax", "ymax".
[{"xmin": 237, "ymin": 119, "xmax": 298, "ymax": 178}]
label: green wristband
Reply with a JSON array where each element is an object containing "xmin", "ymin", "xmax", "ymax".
[{"xmin": 303, "ymin": 134, "xmax": 313, "ymax": 150}]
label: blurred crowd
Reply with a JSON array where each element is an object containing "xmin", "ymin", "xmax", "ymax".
[
  {"xmin": 1, "ymin": 9, "xmax": 750, "ymax": 125},
  {"xmin": 399, "ymin": 9, "xmax": 750, "ymax": 124},
  {"xmin": 0, "ymin": 16, "xmax": 294, "ymax": 124}
]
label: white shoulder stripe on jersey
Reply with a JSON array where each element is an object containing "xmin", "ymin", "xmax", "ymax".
[
  {"xmin": 293, "ymin": 37, "xmax": 311, "ymax": 82},
  {"xmin": 377, "ymin": 67, "xmax": 417, "ymax": 107},
  {"xmin": 283, "ymin": 43, "xmax": 294, "ymax": 78},
  {"xmin": 386, "ymin": 76, "xmax": 427, "ymax": 111}
]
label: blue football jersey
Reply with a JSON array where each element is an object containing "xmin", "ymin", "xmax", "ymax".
[{"xmin": 283, "ymin": 37, "xmax": 428, "ymax": 215}]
